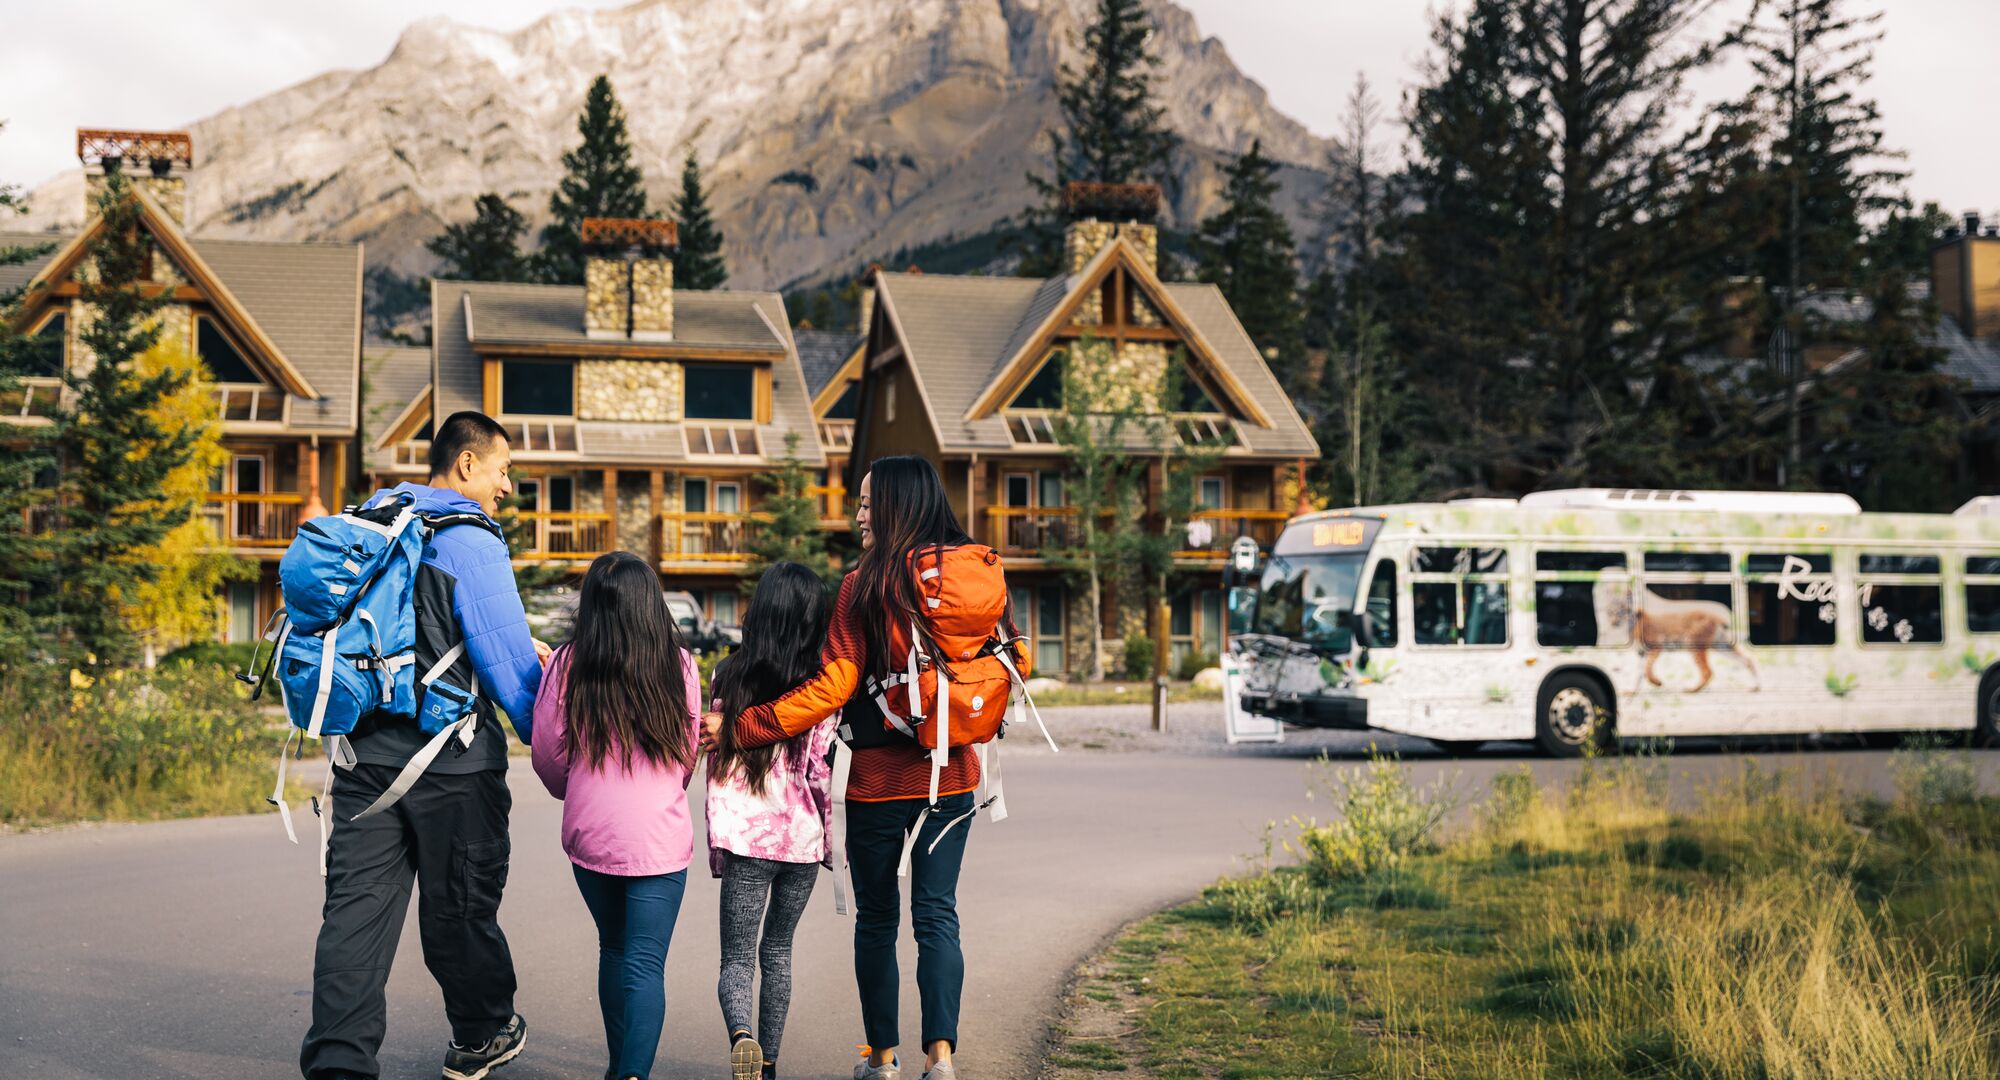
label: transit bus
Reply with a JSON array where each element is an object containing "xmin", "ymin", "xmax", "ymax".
[{"xmin": 1228, "ymin": 488, "xmax": 2000, "ymax": 755}]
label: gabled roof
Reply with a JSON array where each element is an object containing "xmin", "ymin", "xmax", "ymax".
[
  {"xmin": 433, "ymin": 279, "xmax": 825, "ymax": 467},
  {"xmin": 365, "ymin": 344, "xmax": 433, "ymax": 451},
  {"xmin": 961, "ymin": 236, "xmax": 1272, "ymax": 427},
  {"xmin": 870, "ymin": 260, "xmax": 1318, "ymax": 458},
  {"xmin": 0, "ymin": 192, "xmax": 362, "ymax": 432},
  {"xmin": 793, "ymin": 328, "xmax": 864, "ymax": 398}
]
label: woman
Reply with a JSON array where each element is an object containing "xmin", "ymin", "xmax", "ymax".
[
  {"xmin": 701, "ymin": 455, "xmax": 1014, "ymax": 1080},
  {"xmin": 531, "ymin": 551, "xmax": 702, "ymax": 1080},
  {"xmin": 705, "ymin": 562, "xmax": 837, "ymax": 1080}
]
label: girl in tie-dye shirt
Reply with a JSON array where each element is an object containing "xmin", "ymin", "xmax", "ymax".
[{"xmin": 704, "ymin": 562, "xmax": 835, "ymax": 1080}]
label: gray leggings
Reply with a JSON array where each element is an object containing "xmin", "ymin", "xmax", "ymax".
[{"xmin": 717, "ymin": 851, "xmax": 820, "ymax": 1060}]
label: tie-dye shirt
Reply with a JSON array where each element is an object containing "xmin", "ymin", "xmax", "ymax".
[{"xmin": 705, "ymin": 711, "xmax": 837, "ymax": 876}]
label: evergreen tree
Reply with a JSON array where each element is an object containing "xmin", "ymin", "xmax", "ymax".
[
  {"xmin": 51, "ymin": 171, "xmax": 202, "ymax": 670},
  {"xmin": 742, "ymin": 433, "xmax": 834, "ymax": 589},
  {"xmin": 1810, "ymin": 272, "xmax": 1959, "ymax": 511},
  {"xmin": 1863, "ymin": 200, "xmax": 1952, "ymax": 280},
  {"xmin": 0, "ymin": 120, "xmax": 59, "ymax": 658},
  {"xmin": 1191, "ymin": 141, "xmax": 1302, "ymax": 382},
  {"xmin": 536, "ymin": 75, "xmax": 649, "ymax": 286},
  {"xmin": 672, "ymin": 149, "xmax": 728, "ymax": 291},
  {"xmin": 1019, "ymin": 0, "xmax": 1179, "ymax": 276},
  {"xmin": 1727, "ymin": 0, "xmax": 1907, "ymax": 484},
  {"xmin": 426, "ymin": 193, "xmax": 531, "ymax": 282}
]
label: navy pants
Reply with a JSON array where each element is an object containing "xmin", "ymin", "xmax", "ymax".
[
  {"xmin": 847, "ymin": 791, "xmax": 974, "ymax": 1052},
  {"xmin": 571, "ymin": 865, "xmax": 689, "ymax": 1080}
]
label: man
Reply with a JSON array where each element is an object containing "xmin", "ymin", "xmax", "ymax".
[{"xmin": 301, "ymin": 411, "xmax": 547, "ymax": 1080}]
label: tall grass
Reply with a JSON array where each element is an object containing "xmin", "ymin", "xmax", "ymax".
[
  {"xmin": 0, "ymin": 665, "xmax": 281, "ymax": 825},
  {"xmin": 1159, "ymin": 749, "xmax": 2000, "ymax": 1079}
]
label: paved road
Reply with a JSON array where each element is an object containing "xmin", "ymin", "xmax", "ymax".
[{"xmin": 0, "ymin": 705, "xmax": 1984, "ymax": 1080}]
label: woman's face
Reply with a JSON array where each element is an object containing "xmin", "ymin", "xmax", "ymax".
[{"xmin": 856, "ymin": 472, "xmax": 873, "ymax": 550}]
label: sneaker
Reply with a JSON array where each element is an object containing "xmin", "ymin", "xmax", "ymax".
[
  {"xmin": 853, "ymin": 1049, "xmax": 899, "ymax": 1080},
  {"xmin": 442, "ymin": 1014, "xmax": 527, "ymax": 1080},
  {"xmin": 732, "ymin": 1034, "xmax": 765, "ymax": 1080},
  {"xmin": 920, "ymin": 1062, "xmax": 957, "ymax": 1080}
]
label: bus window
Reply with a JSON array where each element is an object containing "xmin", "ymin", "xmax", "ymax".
[
  {"xmin": 1536, "ymin": 551, "xmax": 1626, "ymax": 572},
  {"xmin": 1857, "ymin": 553, "xmax": 1941, "ymax": 645},
  {"xmin": 1858, "ymin": 554, "xmax": 1940, "ymax": 575},
  {"xmin": 1253, "ymin": 551, "xmax": 1367, "ymax": 652},
  {"xmin": 1363, "ymin": 559, "xmax": 1398, "ymax": 645},
  {"xmin": 1414, "ymin": 582, "xmax": 1457, "ymax": 645},
  {"xmin": 1746, "ymin": 553, "xmax": 1836, "ymax": 647},
  {"xmin": 1967, "ymin": 556, "xmax": 2000, "ymax": 634},
  {"xmin": 1464, "ymin": 582, "xmax": 1509, "ymax": 644},
  {"xmin": 1413, "ymin": 547, "xmax": 1507, "ymax": 574},
  {"xmin": 1534, "ymin": 550, "xmax": 1627, "ymax": 647},
  {"xmin": 1412, "ymin": 561, "xmax": 1509, "ymax": 647},
  {"xmin": 1644, "ymin": 551, "xmax": 1730, "ymax": 573}
]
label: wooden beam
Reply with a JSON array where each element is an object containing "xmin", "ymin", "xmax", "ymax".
[
  {"xmin": 48, "ymin": 281, "xmax": 205, "ymax": 302},
  {"xmin": 1057, "ymin": 324, "xmax": 1181, "ymax": 342},
  {"xmin": 648, "ymin": 469, "xmax": 664, "ymax": 566},
  {"xmin": 602, "ymin": 469, "xmax": 620, "ymax": 553},
  {"xmin": 476, "ymin": 341, "xmax": 782, "ymax": 362},
  {"xmin": 482, "ymin": 360, "xmax": 500, "ymax": 415}
]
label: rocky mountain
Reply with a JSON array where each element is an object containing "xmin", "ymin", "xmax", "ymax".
[{"xmin": 19, "ymin": 0, "xmax": 1336, "ymax": 301}]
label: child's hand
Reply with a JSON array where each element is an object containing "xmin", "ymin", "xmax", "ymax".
[
  {"xmin": 532, "ymin": 638, "xmax": 553, "ymax": 666},
  {"xmin": 698, "ymin": 710, "xmax": 724, "ymax": 752}
]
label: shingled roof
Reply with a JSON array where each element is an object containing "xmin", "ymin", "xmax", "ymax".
[
  {"xmin": 0, "ymin": 230, "xmax": 363, "ymax": 431},
  {"xmin": 792, "ymin": 328, "xmax": 864, "ymax": 397},
  {"xmin": 873, "ymin": 269, "xmax": 1318, "ymax": 457}
]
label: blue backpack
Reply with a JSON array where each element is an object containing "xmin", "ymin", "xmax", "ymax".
[{"xmin": 242, "ymin": 492, "xmax": 502, "ymax": 871}]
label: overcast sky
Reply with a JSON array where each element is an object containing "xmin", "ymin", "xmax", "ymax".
[{"xmin": 1, "ymin": 0, "xmax": 1993, "ymax": 214}]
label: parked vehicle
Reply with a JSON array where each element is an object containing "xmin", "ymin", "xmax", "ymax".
[{"xmin": 664, "ymin": 590, "xmax": 741, "ymax": 655}]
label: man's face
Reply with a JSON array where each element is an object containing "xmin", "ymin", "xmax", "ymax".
[
  {"xmin": 456, "ymin": 437, "xmax": 514, "ymax": 516},
  {"xmin": 855, "ymin": 472, "xmax": 873, "ymax": 551}
]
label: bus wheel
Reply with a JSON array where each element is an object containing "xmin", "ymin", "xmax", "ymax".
[
  {"xmin": 1428, "ymin": 739, "xmax": 1486, "ymax": 756},
  {"xmin": 1978, "ymin": 669, "xmax": 2000, "ymax": 748},
  {"xmin": 1536, "ymin": 673, "xmax": 1613, "ymax": 757}
]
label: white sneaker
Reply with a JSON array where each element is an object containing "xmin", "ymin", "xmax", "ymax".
[
  {"xmin": 853, "ymin": 1052, "xmax": 899, "ymax": 1080},
  {"xmin": 921, "ymin": 1063, "xmax": 957, "ymax": 1080}
]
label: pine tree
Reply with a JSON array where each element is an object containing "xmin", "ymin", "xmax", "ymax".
[
  {"xmin": 1811, "ymin": 271, "xmax": 1959, "ymax": 510},
  {"xmin": 0, "ymin": 120, "xmax": 60, "ymax": 658},
  {"xmin": 536, "ymin": 75, "xmax": 649, "ymax": 286},
  {"xmin": 742, "ymin": 432, "xmax": 834, "ymax": 589},
  {"xmin": 51, "ymin": 171, "xmax": 203, "ymax": 670},
  {"xmin": 427, "ymin": 193, "xmax": 531, "ymax": 282},
  {"xmin": 1019, "ymin": 0, "xmax": 1179, "ymax": 276},
  {"xmin": 672, "ymin": 149, "xmax": 728, "ymax": 291},
  {"xmin": 1191, "ymin": 141, "xmax": 1302, "ymax": 381}
]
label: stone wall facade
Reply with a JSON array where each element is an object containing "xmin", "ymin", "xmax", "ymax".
[
  {"xmin": 85, "ymin": 173, "xmax": 187, "ymax": 226},
  {"xmin": 577, "ymin": 359, "xmax": 683, "ymax": 422},
  {"xmin": 1063, "ymin": 219, "xmax": 1159, "ymax": 276},
  {"xmin": 585, "ymin": 257, "xmax": 627, "ymax": 336},
  {"xmin": 631, "ymin": 259, "xmax": 673, "ymax": 338},
  {"xmin": 1071, "ymin": 339, "xmax": 1168, "ymax": 414}
]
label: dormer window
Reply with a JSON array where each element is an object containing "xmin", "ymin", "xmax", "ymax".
[
  {"xmin": 501, "ymin": 360, "xmax": 575, "ymax": 416},
  {"xmin": 1008, "ymin": 351, "xmax": 1064, "ymax": 410},
  {"xmin": 685, "ymin": 363, "xmax": 755, "ymax": 420},
  {"xmin": 197, "ymin": 316, "xmax": 258, "ymax": 384},
  {"xmin": 29, "ymin": 313, "xmax": 66, "ymax": 377}
]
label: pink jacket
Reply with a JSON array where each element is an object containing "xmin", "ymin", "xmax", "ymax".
[
  {"xmin": 705, "ymin": 709, "xmax": 837, "ymax": 876},
  {"xmin": 530, "ymin": 647, "xmax": 704, "ymax": 877}
]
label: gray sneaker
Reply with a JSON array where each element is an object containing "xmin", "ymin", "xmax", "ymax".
[
  {"xmin": 853, "ymin": 1052, "xmax": 899, "ymax": 1080},
  {"xmin": 920, "ymin": 1063, "xmax": 957, "ymax": 1080},
  {"xmin": 441, "ymin": 1013, "xmax": 526, "ymax": 1080}
]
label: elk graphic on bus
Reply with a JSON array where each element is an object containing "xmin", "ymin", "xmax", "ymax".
[{"xmin": 1603, "ymin": 585, "xmax": 1762, "ymax": 695}]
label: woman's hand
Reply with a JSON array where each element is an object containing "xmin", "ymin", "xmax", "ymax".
[{"xmin": 698, "ymin": 710, "xmax": 724, "ymax": 753}]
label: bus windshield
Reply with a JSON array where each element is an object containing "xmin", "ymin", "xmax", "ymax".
[{"xmin": 1252, "ymin": 552, "xmax": 1367, "ymax": 652}]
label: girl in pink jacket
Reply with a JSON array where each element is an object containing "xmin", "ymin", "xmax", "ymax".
[
  {"xmin": 531, "ymin": 551, "xmax": 703, "ymax": 1080},
  {"xmin": 705, "ymin": 562, "xmax": 836, "ymax": 1080}
]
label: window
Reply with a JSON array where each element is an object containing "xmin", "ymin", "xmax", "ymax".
[
  {"xmin": 1039, "ymin": 472, "xmax": 1064, "ymax": 508},
  {"xmin": 824, "ymin": 381, "xmax": 859, "ymax": 420},
  {"xmin": 227, "ymin": 582, "xmax": 258, "ymax": 644},
  {"xmin": 1004, "ymin": 474, "xmax": 1032, "ymax": 508},
  {"xmin": 1197, "ymin": 476, "xmax": 1226, "ymax": 510},
  {"xmin": 500, "ymin": 360, "xmax": 573, "ymax": 416},
  {"xmin": 1009, "ymin": 352, "xmax": 1064, "ymax": 410},
  {"xmin": 196, "ymin": 317, "xmax": 260, "ymax": 384},
  {"xmin": 683, "ymin": 478, "xmax": 708, "ymax": 513},
  {"xmin": 1857, "ymin": 552, "xmax": 1942, "ymax": 645},
  {"xmin": 1745, "ymin": 553, "xmax": 1836, "ymax": 647},
  {"xmin": 1363, "ymin": 559, "xmax": 1398, "ymax": 646},
  {"xmin": 1012, "ymin": 584, "xmax": 1066, "ymax": 675},
  {"xmin": 885, "ymin": 379, "xmax": 897, "ymax": 423},
  {"xmin": 711, "ymin": 590, "xmax": 739, "ymax": 626},
  {"xmin": 1644, "ymin": 551, "xmax": 1730, "ymax": 573},
  {"xmin": 1411, "ymin": 547, "xmax": 1508, "ymax": 646},
  {"xmin": 684, "ymin": 363, "xmax": 755, "ymax": 420},
  {"xmin": 1536, "ymin": 551, "xmax": 1626, "ymax": 573},
  {"xmin": 1534, "ymin": 551, "xmax": 1627, "ymax": 648},
  {"xmin": 714, "ymin": 482, "xmax": 742, "ymax": 515},
  {"xmin": 1178, "ymin": 369, "xmax": 1223, "ymax": 414},
  {"xmin": 685, "ymin": 424, "xmax": 759, "ymax": 456},
  {"xmin": 1969, "ymin": 556, "xmax": 2000, "ymax": 634},
  {"xmin": 29, "ymin": 313, "xmax": 65, "ymax": 377}
]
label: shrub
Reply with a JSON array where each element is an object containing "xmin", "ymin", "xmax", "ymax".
[
  {"xmin": 696, "ymin": 646, "xmax": 732, "ymax": 688},
  {"xmin": 0, "ymin": 665, "xmax": 277, "ymax": 824},
  {"xmin": 1122, "ymin": 634, "xmax": 1155, "ymax": 680},
  {"xmin": 1176, "ymin": 649, "xmax": 1218, "ymax": 681},
  {"xmin": 161, "ymin": 640, "xmax": 259, "ymax": 673},
  {"xmin": 1295, "ymin": 753, "xmax": 1459, "ymax": 884},
  {"xmin": 1891, "ymin": 734, "xmax": 1980, "ymax": 807}
]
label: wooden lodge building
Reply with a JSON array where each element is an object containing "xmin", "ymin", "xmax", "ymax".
[{"xmin": 1, "ymin": 129, "xmax": 364, "ymax": 645}]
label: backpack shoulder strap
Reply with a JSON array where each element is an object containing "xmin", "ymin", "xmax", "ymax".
[{"xmin": 418, "ymin": 510, "xmax": 506, "ymax": 544}]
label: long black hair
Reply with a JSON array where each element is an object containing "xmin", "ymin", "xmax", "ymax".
[
  {"xmin": 559, "ymin": 551, "xmax": 695, "ymax": 771},
  {"xmin": 852, "ymin": 455, "xmax": 971, "ymax": 678},
  {"xmin": 707, "ymin": 562, "xmax": 831, "ymax": 793}
]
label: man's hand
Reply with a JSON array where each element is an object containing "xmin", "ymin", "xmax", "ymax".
[
  {"xmin": 532, "ymin": 638, "xmax": 553, "ymax": 666},
  {"xmin": 698, "ymin": 710, "xmax": 724, "ymax": 753}
]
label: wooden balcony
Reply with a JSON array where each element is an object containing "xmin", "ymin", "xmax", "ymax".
[
  {"xmin": 660, "ymin": 511, "xmax": 762, "ymax": 562},
  {"xmin": 203, "ymin": 491, "xmax": 303, "ymax": 549},
  {"xmin": 0, "ymin": 377, "xmax": 62, "ymax": 420},
  {"xmin": 818, "ymin": 420, "xmax": 854, "ymax": 451},
  {"xmin": 213, "ymin": 384, "xmax": 285, "ymax": 423},
  {"xmin": 391, "ymin": 440, "xmax": 431, "ymax": 469},
  {"xmin": 1173, "ymin": 508, "xmax": 1290, "ymax": 559},
  {"xmin": 514, "ymin": 511, "xmax": 613, "ymax": 562}
]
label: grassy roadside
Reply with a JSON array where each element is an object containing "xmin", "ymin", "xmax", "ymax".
[
  {"xmin": 1028, "ymin": 682, "xmax": 1222, "ymax": 708},
  {"xmin": 1044, "ymin": 748, "xmax": 2000, "ymax": 1079}
]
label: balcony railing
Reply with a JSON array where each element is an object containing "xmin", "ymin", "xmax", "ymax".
[
  {"xmin": 203, "ymin": 491, "xmax": 304, "ymax": 548},
  {"xmin": 514, "ymin": 511, "xmax": 613, "ymax": 561},
  {"xmin": 807, "ymin": 483, "xmax": 849, "ymax": 523},
  {"xmin": 818, "ymin": 420, "xmax": 854, "ymax": 451},
  {"xmin": 984, "ymin": 505, "xmax": 1291, "ymax": 560},
  {"xmin": 1, "ymin": 377, "xmax": 62, "ymax": 420},
  {"xmin": 213, "ymin": 384, "xmax": 285, "ymax": 423},
  {"xmin": 392, "ymin": 440, "xmax": 431, "ymax": 469},
  {"xmin": 1174, "ymin": 509, "xmax": 1290, "ymax": 558},
  {"xmin": 660, "ymin": 511, "xmax": 762, "ymax": 562}
]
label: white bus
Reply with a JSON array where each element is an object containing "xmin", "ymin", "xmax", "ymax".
[{"xmin": 1230, "ymin": 489, "xmax": 2000, "ymax": 755}]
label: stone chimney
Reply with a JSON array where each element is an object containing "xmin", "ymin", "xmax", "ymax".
[
  {"xmin": 1932, "ymin": 210, "xmax": 2000, "ymax": 340},
  {"xmin": 1061, "ymin": 181, "xmax": 1161, "ymax": 276},
  {"xmin": 79, "ymin": 129, "xmax": 192, "ymax": 225},
  {"xmin": 583, "ymin": 218, "xmax": 678, "ymax": 340}
]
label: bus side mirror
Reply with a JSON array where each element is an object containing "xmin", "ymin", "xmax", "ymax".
[{"xmin": 1350, "ymin": 611, "xmax": 1386, "ymax": 649}]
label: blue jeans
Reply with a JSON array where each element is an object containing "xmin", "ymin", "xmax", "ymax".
[
  {"xmin": 847, "ymin": 791, "xmax": 974, "ymax": 1052},
  {"xmin": 571, "ymin": 865, "xmax": 688, "ymax": 1080}
]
